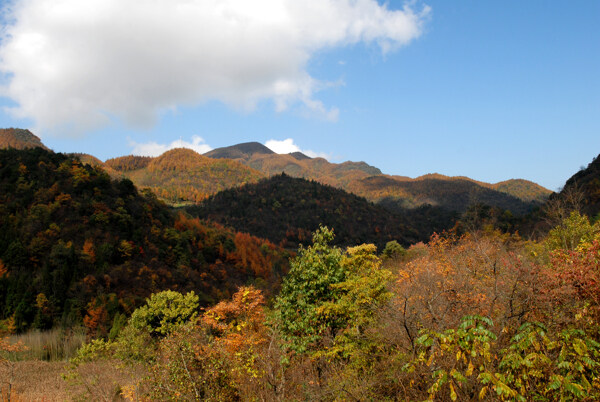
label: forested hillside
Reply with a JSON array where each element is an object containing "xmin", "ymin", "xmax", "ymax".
[
  {"xmin": 187, "ymin": 174, "xmax": 420, "ymax": 249},
  {"xmin": 0, "ymin": 148, "xmax": 288, "ymax": 334},
  {"xmin": 560, "ymin": 153, "xmax": 600, "ymax": 217},
  {"xmin": 349, "ymin": 175, "xmax": 542, "ymax": 214}
]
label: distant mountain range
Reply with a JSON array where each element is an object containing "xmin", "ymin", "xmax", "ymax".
[
  {"xmin": 203, "ymin": 142, "xmax": 550, "ymax": 212},
  {"xmin": 0, "ymin": 129, "xmax": 551, "ymax": 214}
]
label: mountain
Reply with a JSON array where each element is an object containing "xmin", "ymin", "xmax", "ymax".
[
  {"xmin": 105, "ymin": 148, "xmax": 264, "ymax": 203},
  {"xmin": 0, "ymin": 148, "xmax": 288, "ymax": 332},
  {"xmin": 289, "ymin": 151, "xmax": 311, "ymax": 160},
  {"xmin": 0, "ymin": 128, "xmax": 49, "ymax": 150},
  {"xmin": 204, "ymin": 141, "xmax": 274, "ymax": 159},
  {"xmin": 204, "ymin": 142, "xmax": 548, "ymax": 214},
  {"xmin": 187, "ymin": 173, "xmax": 420, "ymax": 249},
  {"xmin": 206, "ymin": 142, "xmax": 382, "ymax": 189}
]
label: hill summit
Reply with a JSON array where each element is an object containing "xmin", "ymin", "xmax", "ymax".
[
  {"xmin": 106, "ymin": 147, "xmax": 264, "ymax": 203},
  {"xmin": 0, "ymin": 128, "xmax": 49, "ymax": 150},
  {"xmin": 204, "ymin": 142, "xmax": 274, "ymax": 160}
]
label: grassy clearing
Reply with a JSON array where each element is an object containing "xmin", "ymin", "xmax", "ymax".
[{"xmin": 7, "ymin": 328, "xmax": 86, "ymax": 361}]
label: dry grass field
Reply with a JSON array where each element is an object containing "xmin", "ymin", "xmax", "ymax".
[
  {"xmin": 0, "ymin": 360, "xmax": 73, "ymax": 401},
  {"xmin": 0, "ymin": 360, "xmax": 146, "ymax": 401}
]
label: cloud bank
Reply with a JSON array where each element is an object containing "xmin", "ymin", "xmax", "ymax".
[
  {"xmin": 265, "ymin": 138, "xmax": 330, "ymax": 160},
  {"xmin": 0, "ymin": 0, "xmax": 429, "ymax": 135},
  {"xmin": 129, "ymin": 135, "xmax": 212, "ymax": 157}
]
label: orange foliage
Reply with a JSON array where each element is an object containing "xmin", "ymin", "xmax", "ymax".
[
  {"xmin": 202, "ymin": 286, "xmax": 267, "ymax": 353},
  {"xmin": 0, "ymin": 259, "xmax": 7, "ymax": 279},
  {"xmin": 394, "ymin": 232, "xmax": 540, "ymax": 337},
  {"xmin": 543, "ymin": 238, "xmax": 600, "ymax": 321},
  {"xmin": 233, "ymin": 232, "xmax": 276, "ymax": 278},
  {"xmin": 82, "ymin": 239, "xmax": 95, "ymax": 263},
  {"xmin": 83, "ymin": 300, "xmax": 109, "ymax": 338}
]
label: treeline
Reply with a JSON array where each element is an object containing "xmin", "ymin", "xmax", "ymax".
[{"xmin": 0, "ymin": 148, "xmax": 289, "ymax": 334}]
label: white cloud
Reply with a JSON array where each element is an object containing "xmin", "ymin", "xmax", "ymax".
[
  {"xmin": 129, "ymin": 135, "xmax": 212, "ymax": 157},
  {"xmin": 0, "ymin": 0, "xmax": 429, "ymax": 135},
  {"xmin": 265, "ymin": 138, "xmax": 330, "ymax": 160}
]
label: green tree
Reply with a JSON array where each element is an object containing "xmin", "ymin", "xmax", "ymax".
[
  {"xmin": 274, "ymin": 226, "xmax": 344, "ymax": 354},
  {"xmin": 545, "ymin": 210, "xmax": 599, "ymax": 251},
  {"xmin": 274, "ymin": 227, "xmax": 392, "ymax": 361},
  {"xmin": 129, "ymin": 290, "xmax": 199, "ymax": 338},
  {"xmin": 316, "ymin": 244, "xmax": 392, "ymax": 361},
  {"xmin": 381, "ymin": 240, "xmax": 406, "ymax": 259}
]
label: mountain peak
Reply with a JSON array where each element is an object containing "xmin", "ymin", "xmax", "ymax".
[
  {"xmin": 289, "ymin": 151, "xmax": 311, "ymax": 160},
  {"xmin": 205, "ymin": 142, "xmax": 274, "ymax": 160},
  {"xmin": 0, "ymin": 128, "xmax": 49, "ymax": 150}
]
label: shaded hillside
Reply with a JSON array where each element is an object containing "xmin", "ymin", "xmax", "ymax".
[
  {"xmin": 289, "ymin": 151, "xmax": 311, "ymax": 160},
  {"xmin": 377, "ymin": 198, "xmax": 461, "ymax": 236},
  {"xmin": 0, "ymin": 148, "xmax": 288, "ymax": 332},
  {"xmin": 491, "ymin": 179, "xmax": 551, "ymax": 203},
  {"xmin": 348, "ymin": 175, "xmax": 540, "ymax": 214},
  {"xmin": 390, "ymin": 173, "xmax": 550, "ymax": 204},
  {"xmin": 558, "ymin": 153, "xmax": 600, "ymax": 218},
  {"xmin": 0, "ymin": 128, "xmax": 49, "ymax": 150},
  {"xmin": 187, "ymin": 174, "xmax": 420, "ymax": 249},
  {"xmin": 106, "ymin": 148, "xmax": 264, "ymax": 203}
]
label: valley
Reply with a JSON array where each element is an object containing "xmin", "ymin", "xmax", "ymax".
[{"xmin": 0, "ymin": 128, "xmax": 599, "ymax": 400}]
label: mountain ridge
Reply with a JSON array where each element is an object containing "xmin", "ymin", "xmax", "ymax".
[{"xmin": 0, "ymin": 128, "xmax": 552, "ymax": 212}]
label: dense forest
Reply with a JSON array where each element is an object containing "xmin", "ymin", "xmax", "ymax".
[
  {"xmin": 0, "ymin": 148, "xmax": 288, "ymax": 335},
  {"xmin": 206, "ymin": 142, "xmax": 551, "ymax": 211},
  {"xmin": 187, "ymin": 173, "xmax": 421, "ymax": 249}
]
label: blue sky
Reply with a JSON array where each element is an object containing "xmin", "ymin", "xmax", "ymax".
[{"xmin": 0, "ymin": 0, "xmax": 598, "ymax": 191}]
